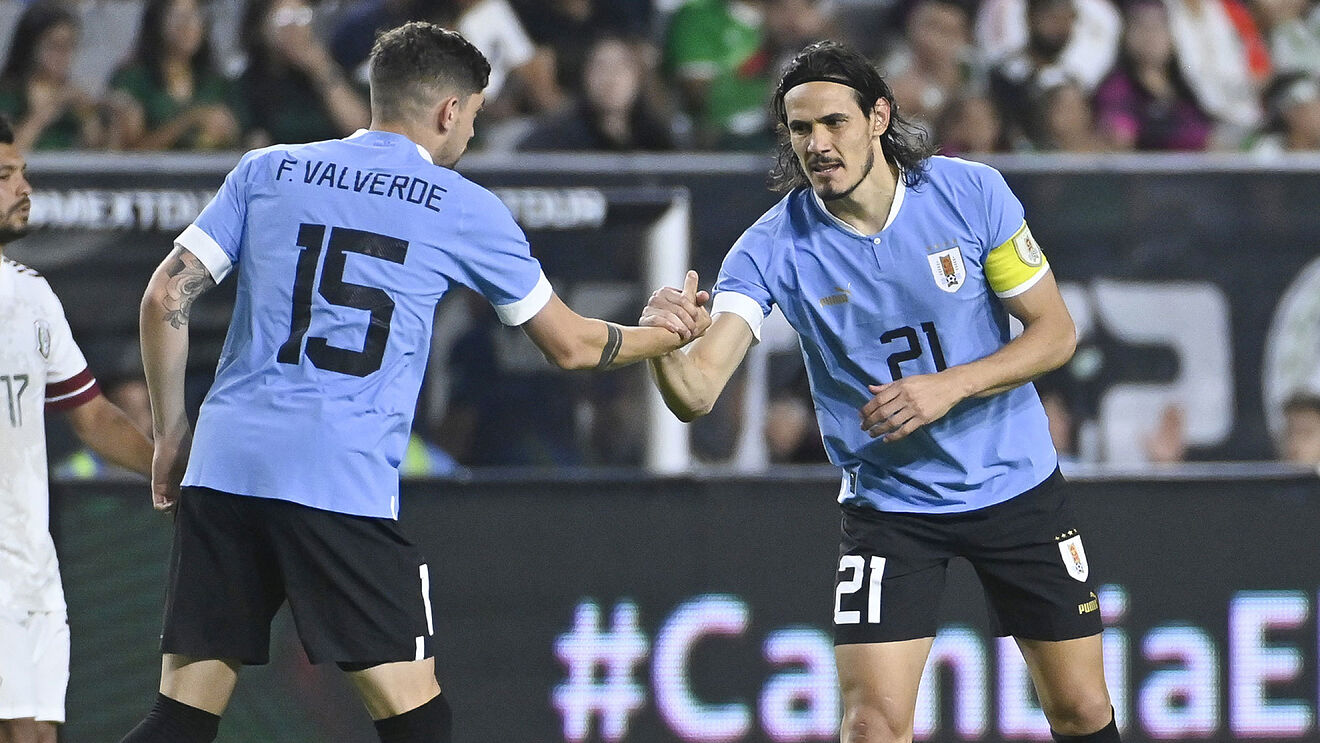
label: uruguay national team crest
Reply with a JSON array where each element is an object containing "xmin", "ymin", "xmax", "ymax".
[
  {"xmin": 1013, "ymin": 225, "xmax": 1044, "ymax": 267},
  {"xmin": 34, "ymin": 319, "xmax": 51, "ymax": 359},
  {"xmin": 1058, "ymin": 534, "xmax": 1089, "ymax": 582},
  {"xmin": 927, "ymin": 247, "xmax": 965, "ymax": 293}
]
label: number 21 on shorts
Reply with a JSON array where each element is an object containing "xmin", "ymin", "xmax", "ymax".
[{"xmin": 835, "ymin": 555, "xmax": 886, "ymax": 624}]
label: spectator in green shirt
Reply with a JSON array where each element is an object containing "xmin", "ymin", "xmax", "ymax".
[
  {"xmin": 108, "ymin": 0, "xmax": 242, "ymax": 150},
  {"xmin": 663, "ymin": 0, "xmax": 771, "ymax": 149},
  {"xmin": 0, "ymin": 1, "xmax": 106, "ymax": 150}
]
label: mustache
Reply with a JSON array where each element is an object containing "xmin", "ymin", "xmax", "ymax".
[{"xmin": 9, "ymin": 198, "xmax": 29, "ymax": 213}]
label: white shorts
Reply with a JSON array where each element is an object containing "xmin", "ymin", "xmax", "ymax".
[{"xmin": 0, "ymin": 608, "xmax": 69, "ymax": 723}]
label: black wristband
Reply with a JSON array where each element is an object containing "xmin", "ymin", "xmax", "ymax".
[{"xmin": 596, "ymin": 323, "xmax": 623, "ymax": 370}]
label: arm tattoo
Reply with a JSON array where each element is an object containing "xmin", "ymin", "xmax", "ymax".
[
  {"xmin": 161, "ymin": 248, "xmax": 215, "ymax": 329},
  {"xmin": 595, "ymin": 323, "xmax": 623, "ymax": 370}
]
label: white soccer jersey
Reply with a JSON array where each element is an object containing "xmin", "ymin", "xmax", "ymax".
[{"xmin": 0, "ymin": 257, "xmax": 99, "ymax": 612}]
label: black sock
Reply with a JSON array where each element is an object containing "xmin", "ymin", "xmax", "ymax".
[
  {"xmin": 119, "ymin": 693, "xmax": 221, "ymax": 743},
  {"xmin": 1052, "ymin": 710, "xmax": 1121, "ymax": 742},
  {"xmin": 374, "ymin": 692, "xmax": 452, "ymax": 743}
]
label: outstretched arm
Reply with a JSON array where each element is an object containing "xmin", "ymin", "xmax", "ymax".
[
  {"xmin": 64, "ymin": 394, "xmax": 153, "ymax": 475},
  {"xmin": 139, "ymin": 246, "xmax": 216, "ymax": 511},
  {"xmin": 859, "ymin": 269, "xmax": 1075, "ymax": 441},
  {"xmin": 641, "ymin": 272, "xmax": 754, "ymax": 422},
  {"xmin": 520, "ymin": 271, "xmax": 711, "ymax": 371}
]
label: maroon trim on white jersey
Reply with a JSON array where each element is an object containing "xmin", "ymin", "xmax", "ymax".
[{"xmin": 45, "ymin": 367, "xmax": 100, "ymax": 411}]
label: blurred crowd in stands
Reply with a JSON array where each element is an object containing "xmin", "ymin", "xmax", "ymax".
[{"xmin": 2, "ymin": 0, "xmax": 1320, "ymax": 155}]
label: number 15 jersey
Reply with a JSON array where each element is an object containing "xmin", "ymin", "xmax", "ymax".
[
  {"xmin": 711, "ymin": 156, "xmax": 1058, "ymax": 514},
  {"xmin": 177, "ymin": 130, "xmax": 550, "ymax": 519}
]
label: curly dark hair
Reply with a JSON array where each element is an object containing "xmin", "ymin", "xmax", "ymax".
[
  {"xmin": 768, "ymin": 40, "xmax": 936, "ymax": 193},
  {"xmin": 369, "ymin": 21, "xmax": 490, "ymax": 121}
]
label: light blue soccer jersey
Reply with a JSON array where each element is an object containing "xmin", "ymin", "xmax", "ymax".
[
  {"xmin": 712, "ymin": 156, "xmax": 1058, "ymax": 514},
  {"xmin": 177, "ymin": 130, "xmax": 551, "ymax": 518}
]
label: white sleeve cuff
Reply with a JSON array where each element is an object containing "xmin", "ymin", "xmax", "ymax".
[
  {"xmin": 175, "ymin": 224, "xmax": 233, "ymax": 283},
  {"xmin": 711, "ymin": 290, "xmax": 765, "ymax": 342},
  {"xmin": 993, "ymin": 262, "xmax": 1049, "ymax": 299},
  {"xmin": 494, "ymin": 271, "xmax": 553, "ymax": 326}
]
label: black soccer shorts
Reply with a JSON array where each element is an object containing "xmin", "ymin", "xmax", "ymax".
[
  {"xmin": 161, "ymin": 487, "xmax": 435, "ymax": 667},
  {"xmin": 833, "ymin": 469, "xmax": 1104, "ymax": 645}
]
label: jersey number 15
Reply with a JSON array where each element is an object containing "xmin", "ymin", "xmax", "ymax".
[{"xmin": 277, "ymin": 223, "xmax": 409, "ymax": 378}]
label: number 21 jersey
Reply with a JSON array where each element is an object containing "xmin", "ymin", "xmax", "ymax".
[{"xmin": 711, "ymin": 156, "xmax": 1058, "ymax": 514}]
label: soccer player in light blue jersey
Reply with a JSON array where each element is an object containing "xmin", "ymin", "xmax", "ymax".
[
  {"xmin": 643, "ymin": 41, "xmax": 1122, "ymax": 743},
  {"xmin": 122, "ymin": 23, "xmax": 706, "ymax": 743}
]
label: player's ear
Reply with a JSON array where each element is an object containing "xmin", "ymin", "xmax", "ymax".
[
  {"xmin": 872, "ymin": 98, "xmax": 891, "ymax": 138},
  {"xmin": 436, "ymin": 95, "xmax": 462, "ymax": 134}
]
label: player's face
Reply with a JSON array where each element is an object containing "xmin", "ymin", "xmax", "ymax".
[
  {"xmin": 784, "ymin": 81, "xmax": 886, "ymax": 201},
  {"xmin": 437, "ymin": 92, "xmax": 485, "ymax": 168},
  {"xmin": 0, "ymin": 144, "xmax": 32, "ymax": 244}
]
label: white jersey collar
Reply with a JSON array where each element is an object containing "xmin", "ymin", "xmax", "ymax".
[
  {"xmin": 348, "ymin": 129, "xmax": 435, "ymax": 164},
  {"xmin": 810, "ymin": 170, "xmax": 906, "ymax": 237}
]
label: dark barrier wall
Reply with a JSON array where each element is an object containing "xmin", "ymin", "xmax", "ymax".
[
  {"xmin": 12, "ymin": 154, "xmax": 1320, "ymax": 467},
  {"xmin": 53, "ymin": 470, "xmax": 1320, "ymax": 742}
]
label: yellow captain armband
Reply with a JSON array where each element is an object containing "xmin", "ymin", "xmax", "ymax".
[{"xmin": 985, "ymin": 222, "xmax": 1050, "ymax": 298}]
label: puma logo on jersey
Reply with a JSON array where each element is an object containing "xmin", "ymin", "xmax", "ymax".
[{"xmin": 819, "ymin": 285, "xmax": 851, "ymax": 307}]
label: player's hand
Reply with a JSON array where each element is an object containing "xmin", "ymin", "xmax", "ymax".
[
  {"xmin": 859, "ymin": 373, "xmax": 964, "ymax": 442},
  {"xmin": 150, "ymin": 429, "xmax": 191, "ymax": 514},
  {"xmin": 640, "ymin": 270, "xmax": 711, "ymax": 344}
]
